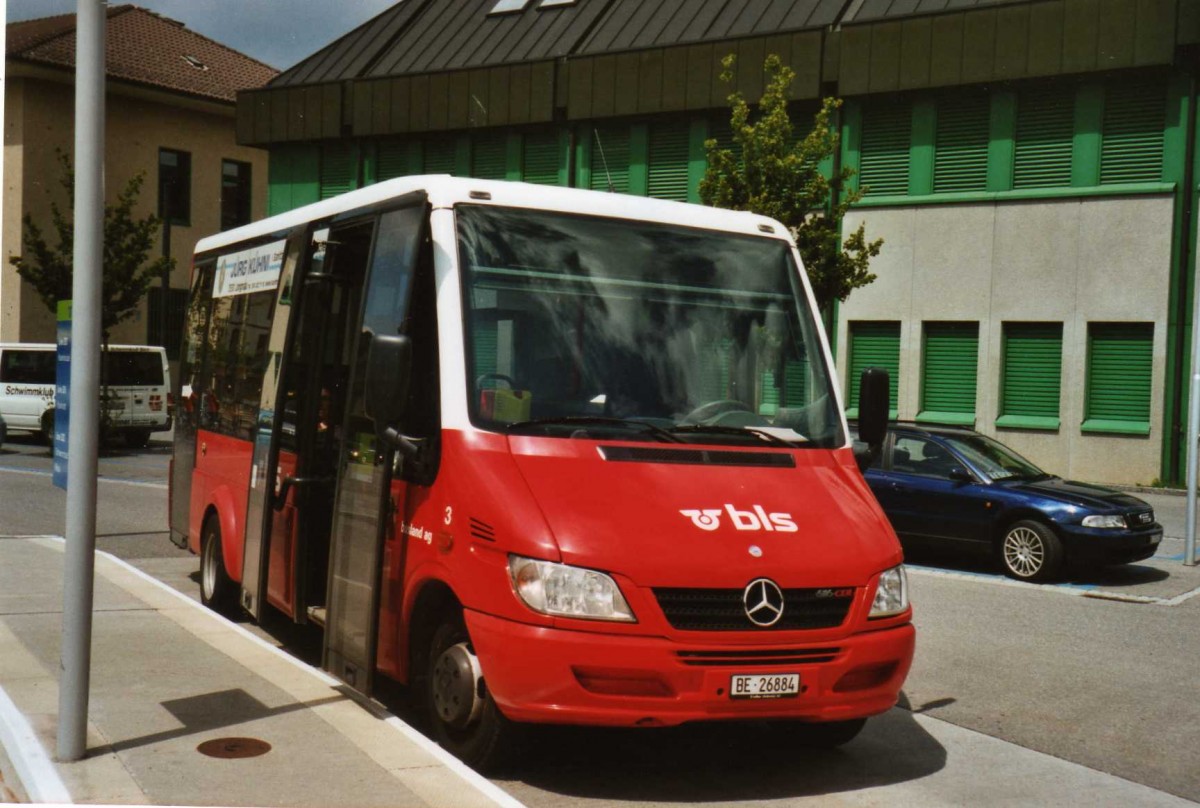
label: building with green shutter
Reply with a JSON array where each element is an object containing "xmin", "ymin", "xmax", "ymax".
[{"xmin": 238, "ymin": 0, "xmax": 1200, "ymax": 486}]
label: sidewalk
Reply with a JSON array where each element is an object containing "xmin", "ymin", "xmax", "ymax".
[{"xmin": 0, "ymin": 536, "xmax": 521, "ymax": 808}]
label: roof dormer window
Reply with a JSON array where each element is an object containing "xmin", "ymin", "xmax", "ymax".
[
  {"xmin": 488, "ymin": 0, "xmax": 530, "ymax": 14},
  {"xmin": 181, "ymin": 54, "xmax": 208, "ymax": 71},
  {"xmin": 539, "ymin": 0, "xmax": 577, "ymax": 6}
]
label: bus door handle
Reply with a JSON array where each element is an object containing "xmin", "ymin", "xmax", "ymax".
[{"xmin": 273, "ymin": 475, "xmax": 332, "ymax": 510}]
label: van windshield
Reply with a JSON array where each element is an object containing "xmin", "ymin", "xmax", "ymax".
[{"xmin": 456, "ymin": 205, "xmax": 844, "ymax": 448}]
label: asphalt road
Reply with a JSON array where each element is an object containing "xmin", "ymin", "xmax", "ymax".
[{"xmin": 2, "ymin": 433, "xmax": 1198, "ymax": 804}]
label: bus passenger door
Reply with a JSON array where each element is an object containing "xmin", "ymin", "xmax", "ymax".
[{"xmin": 325, "ymin": 201, "xmax": 429, "ymax": 695}]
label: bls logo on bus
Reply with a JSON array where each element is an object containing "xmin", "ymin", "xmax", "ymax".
[{"xmin": 680, "ymin": 504, "xmax": 797, "ymax": 533}]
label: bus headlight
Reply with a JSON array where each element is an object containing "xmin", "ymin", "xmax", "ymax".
[
  {"xmin": 508, "ymin": 556, "xmax": 636, "ymax": 622},
  {"xmin": 869, "ymin": 565, "xmax": 909, "ymax": 618}
]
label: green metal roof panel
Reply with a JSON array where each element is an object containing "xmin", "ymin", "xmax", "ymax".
[
  {"xmin": 578, "ymin": 0, "xmax": 843, "ymax": 54},
  {"xmin": 845, "ymin": 0, "xmax": 1035, "ymax": 24}
]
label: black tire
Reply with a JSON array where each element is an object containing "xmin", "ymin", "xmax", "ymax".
[
  {"xmin": 40, "ymin": 410, "xmax": 55, "ymax": 447},
  {"xmin": 126, "ymin": 430, "xmax": 152, "ymax": 449},
  {"xmin": 999, "ymin": 519, "xmax": 1064, "ymax": 582},
  {"xmin": 200, "ymin": 517, "xmax": 238, "ymax": 615},
  {"xmin": 424, "ymin": 612, "xmax": 521, "ymax": 773}
]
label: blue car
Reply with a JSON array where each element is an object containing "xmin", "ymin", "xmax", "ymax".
[{"xmin": 860, "ymin": 423, "xmax": 1162, "ymax": 582}]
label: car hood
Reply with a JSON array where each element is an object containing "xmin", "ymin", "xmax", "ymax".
[
  {"xmin": 506, "ymin": 436, "xmax": 901, "ymax": 589},
  {"xmin": 1005, "ymin": 476, "xmax": 1146, "ymax": 510}
]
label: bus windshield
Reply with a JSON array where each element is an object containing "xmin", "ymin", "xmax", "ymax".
[{"xmin": 457, "ymin": 205, "xmax": 844, "ymax": 448}]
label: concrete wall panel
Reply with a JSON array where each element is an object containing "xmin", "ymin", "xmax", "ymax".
[{"xmin": 841, "ymin": 194, "xmax": 1173, "ymax": 485}]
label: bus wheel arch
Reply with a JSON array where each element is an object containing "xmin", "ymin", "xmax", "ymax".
[{"xmin": 409, "ymin": 581, "xmax": 521, "ymax": 772}]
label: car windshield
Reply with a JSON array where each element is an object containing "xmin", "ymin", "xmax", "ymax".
[
  {"xmin": 941, "ymin": 434, "xmax": 1047, "ymax": 481},
  {"xmin": 456, "ymin": 205, "xmax": 843, "ymax": 448}
]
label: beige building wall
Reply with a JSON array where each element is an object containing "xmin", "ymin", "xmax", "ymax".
[
  {"xmin": 2, "ymin": 70, "xmax": 268, "ymax": 350},
  {"xmin": 838, "ymin": 195, "xmax": 1172, "ymax": 486}
]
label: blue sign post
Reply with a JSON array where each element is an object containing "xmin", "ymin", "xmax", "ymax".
[{"xmin": 53, "ymin": 299, "xmax": 72, "ymax": 490}]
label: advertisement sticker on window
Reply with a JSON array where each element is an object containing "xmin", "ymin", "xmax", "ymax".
[{"xmin": 213, "ymin": 239, "xmax": 287, "ymax": 298}]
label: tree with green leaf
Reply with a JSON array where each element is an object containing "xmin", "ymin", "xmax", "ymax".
[
  {"xmin": 9, "ymin": 150, "xmax": 174, "ymax": 344},
  {"xmin": 701, "ymin": 53, "xmax": 882, "ymax": 314}
]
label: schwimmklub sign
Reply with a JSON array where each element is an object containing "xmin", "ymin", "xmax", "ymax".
[{"xmin": 214, "ymin": 239, "xmax": 287, "ymax": 298}]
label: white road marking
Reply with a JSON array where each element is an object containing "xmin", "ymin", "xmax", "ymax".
[
  {"xmin": 0, "ymin": 683, "xmax": 71, "ymax": 804},
  {"xmin": 0, "ymin": 465, "xmax": 167, "ymax": 489},
  {"xmin": 907, "ymin": 564, "xmax": 1200, "ymax": 607}
]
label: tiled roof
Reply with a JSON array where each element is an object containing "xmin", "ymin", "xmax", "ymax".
[{"xmin": 6, "ymin": 5, "xmax": 278, "ymax": 103}]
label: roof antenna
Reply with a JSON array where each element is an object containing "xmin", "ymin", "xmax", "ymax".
[{"xmin": 593, "ymin": 128, "xmax": 615, "ymax": 193}]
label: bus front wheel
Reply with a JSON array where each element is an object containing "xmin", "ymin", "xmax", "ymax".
[
  {"xmin": 425, "ymin": 613, "xmax": 521, "ymax": 773},
  {"xmin": 200, "ymin": 517, "xmax": 237, "ymax": 615}
]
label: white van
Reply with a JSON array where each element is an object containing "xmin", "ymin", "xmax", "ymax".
[{"xmin": 0, "ymin": 343, "xmax": 172, "ymax": 447}]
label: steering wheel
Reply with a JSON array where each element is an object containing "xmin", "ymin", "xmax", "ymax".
[
  {"xmin": 681, "ymin": 399, "xmax": 757, "ymax": 425},
  {"xmin": 475, "ymin": 373, "xmax": 517, "ymax": 391}
]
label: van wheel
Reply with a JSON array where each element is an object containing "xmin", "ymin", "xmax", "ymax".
[
  {"xmin": 425, "ymin": 612, "xmax": 521, "ymax": 773},
  {"xmin": 40, "ymin": 411, "xmax": 55, "ymax": 447},
  {"xmin": 200, "ymin": 517, "xmax": 237, "ymax": 615},
  {"xmin": 999, "ymin": 519, "xmax": 1063, "ymax": 582},
  {"xmin": 126, "ymin": 430, "xmax": 152, "ymax": 449}
]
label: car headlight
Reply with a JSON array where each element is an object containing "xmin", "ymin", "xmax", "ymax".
[
  {"xmin": 869, "ymin": 565, "xmax": 909, "ymax": 618},
  {"xmin": 1082, "ymin": 514, "xmax": 1127, "ymax": 529},
  {"xmin": 508, "ymin": 555, "xmax": 635, "ymax": 622}
]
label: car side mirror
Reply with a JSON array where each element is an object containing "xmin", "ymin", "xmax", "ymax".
[
  {"xmin": 948, "ymin": 467, "xmax": 973, "ymax": 484},
  {"xmin": 365, "ymin": 333, "xmax": 412, "ymax": 443}
]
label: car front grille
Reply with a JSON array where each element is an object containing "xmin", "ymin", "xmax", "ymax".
[
  {"xmin": 1129, "ymin": 510, "xmax": 1155, "ymax": 527},
  {"xmin": 652, "ymin": 587, "xmax": 854, "ymax": 631}
]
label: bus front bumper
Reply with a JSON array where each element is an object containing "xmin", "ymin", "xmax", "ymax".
[{"xmin": 465, "ymin": 610, "xmax": 915, "ymax": 727}]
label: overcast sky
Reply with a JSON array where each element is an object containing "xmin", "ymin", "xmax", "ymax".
[{"xmin": 4, "ymin": 0, "xmax": 400, "ymax": 70}]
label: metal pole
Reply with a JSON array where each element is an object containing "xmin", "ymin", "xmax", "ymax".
[
  {"xmin": 58, "ymin": 0, "xmax": 105, "ymax": 761},
  {"xmin": 1187, "ymin": 192, "xmax": 1200, "ymax": 567}
]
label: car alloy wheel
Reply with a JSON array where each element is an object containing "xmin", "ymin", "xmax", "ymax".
[{"xmin": 1000, "ymin": 519, "xmax": 1063, "ymax": 583}]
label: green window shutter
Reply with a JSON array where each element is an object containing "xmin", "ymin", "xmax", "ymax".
[
  {"xmin": 696, "ymin": 338, "xmax": 732, "ymax": 402},
  {"xmin": 1100, "ymin": 82, "xmax": 1166, "ymax": 185},
  {"xmin": 424, "ymin": 138, "xmax": 457, "ymax": 175},
  {"xmin": 473, "ymin": 322, "xmax": 498, "ymax": 378},
  {"xmin": 648, "ymin": 121, "xmax": 690, "ymax": 201},
  {"xmin": 859, "ymin": 101, "xmax": 911, "ymax": 196},
  {"xmin": 920, "ymin": 322, "xmax": 978, "ymax": 424},
  {"xmin": 707, "ymin": 117, "xmax": 744, "ymax": 168},
  {"xmin": 847, "ymin": 321, "xmax": 900, "ymax": 414},
  {"xmin": 471, "ymin": 133, "xmax": 507, "ymax": 180},
  {"xmin": 999, "ymin": 323, "xmax": 1062, "ymax": 428},
  {"xmin": 1013, "ymin": 87, "xmax": 1075, "ymax": 190},
  {"xmin": 759, "ymin": 370, "xmax": 780, "ymax": 416},
  {"xmin": 933, "ymin": 94, "xmax": 989, "ymax": 193},
  {"xmin": 522, "ymin": 131, "xmax": 561, "ymax": 185},
  {"xmin": 784, "ymin": 359, "xmax": 808, "ymax": 407},
  {"xmin": 590, "ymin": 126, "xmax": 631, "ymax": 193},
  {"xmin": 319, "ymin": 142, "xmax": 356, "ymax": 199},
  {"xmin": 1085, "ymin": 323, "xmax": 1153, "ymax": 432},
  {"xmin": 377, "ymin": 140, "xmax": 411, "ymax": 181}
]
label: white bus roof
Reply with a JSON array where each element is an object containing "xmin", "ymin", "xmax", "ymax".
[
  {"xmin": 194, "ymin": 175, "xmax": 793, "ymax": 257},
  {"xmin": 0, "ymin": 343, "xmax": 165, "ymax": 352}
]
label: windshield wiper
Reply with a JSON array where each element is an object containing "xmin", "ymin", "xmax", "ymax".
[
  {"xmin": 504, "ymin": 416, "xmax": 684, "ymax": 443},
  {"xmin": 668, "ymin": 424, "xmax": 794, "ymax": 447}
]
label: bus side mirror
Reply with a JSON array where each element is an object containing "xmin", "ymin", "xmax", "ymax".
[
  {"xmin": 365, "ymin": 334, "xmax": 412, "ymax": 439},
  {"xmin": 856, "ymin": 367, "xmax": 890, "ymax": 448}
]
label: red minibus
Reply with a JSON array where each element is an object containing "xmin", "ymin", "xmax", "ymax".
[{"xmin": 169, "ymin": 176, "xmax": 912, "ymax": 769}]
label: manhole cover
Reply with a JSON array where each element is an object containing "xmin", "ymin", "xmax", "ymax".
[{"xmin": 197, "ymin": 737, "xmax": 272, "ymax": 759}]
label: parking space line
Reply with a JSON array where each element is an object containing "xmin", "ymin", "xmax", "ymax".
[{"xmin": 906, "ymin": 564, "xmax": 1200, "ymax": 607}]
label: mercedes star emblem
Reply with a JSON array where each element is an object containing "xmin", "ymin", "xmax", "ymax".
[{"xmin": 743, "ymin": 578, "xmax": 785, "ymax": 627}]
